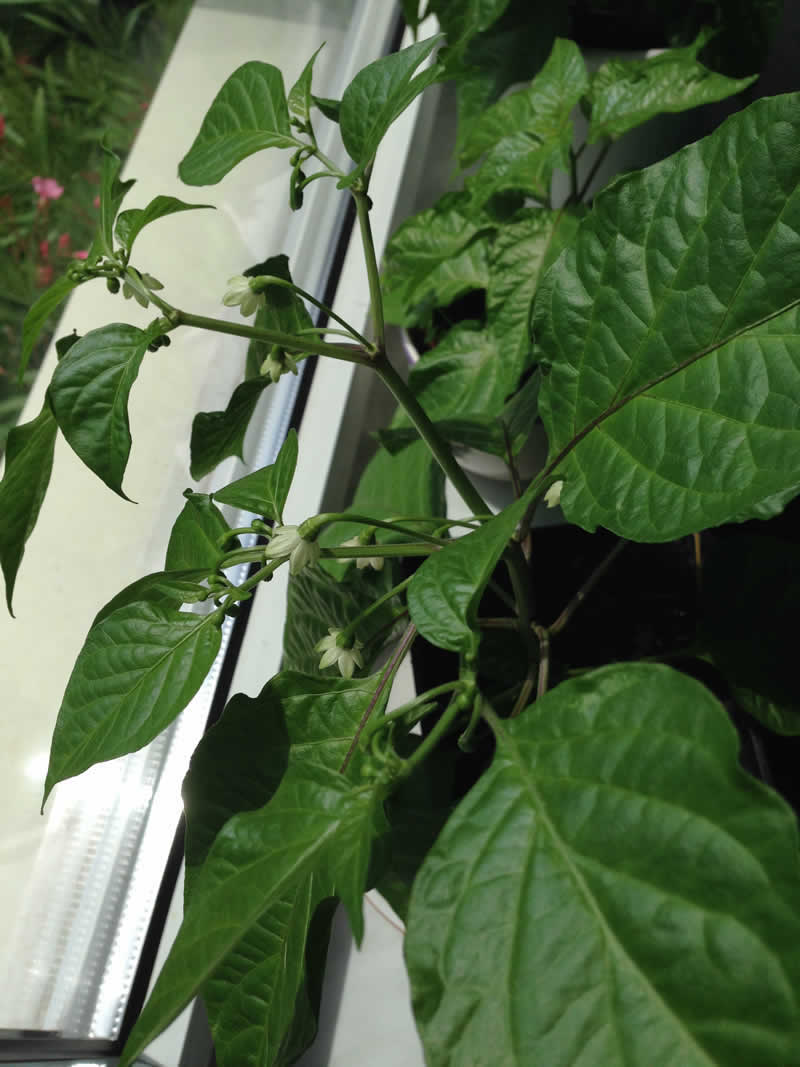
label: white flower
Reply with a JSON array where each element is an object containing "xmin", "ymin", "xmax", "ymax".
[
  {"xmin": 222, "ymin": 274, "xmax": 265, "ymax": 317},
  {"xmin": 260, "ymin": 349, "xmax": 298, "ymax": 383},
  {"xmin": 544, "ymin": 479, "xmax": 564, "ymax": 509},
  {"xmin": 341, "ymin": 535, "xmax": 384, "ymax": 571},
  {"xmin": 316, "ymin": 628, "xmax": 364, "ymax": 679},
  {"xmin": 267, "ymin": 524, "xmax": 320, "ymax": 574}
]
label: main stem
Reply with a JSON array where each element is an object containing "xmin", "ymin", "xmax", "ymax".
[{"xmin": 353, "ymin": 189, "xmax": 385, "ymax": 346}]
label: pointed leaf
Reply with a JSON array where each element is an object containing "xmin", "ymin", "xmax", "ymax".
[
  {"xmin": 213, "ymin": 429, "xmax": 297, "ymax": 522},
  {"xmin": 44, "ymin": 602, "xmax": 223, "ymax": 804},
  {"xmin": 406, "ymin": 664, "xmax": 800, "ymax": 1066},
  {"xmin": 120, "ymin": 671, "xmax": 390, "ymax": 1067},
  {"xmin": 165, "ymin": 491, "xmax": 235, "ymax": 571},
  {"xmin": 431, "ymin": 0, "xmax": 511, "ymax": 57},
  {"xmin": 486, "ymin": 206, "xmax": 580, "ymax": 377},
  {"xmin": 0, "ymin": 398, "xmax": 57, "ymax": 614},
  {"xmin": 338, "ymin": 36, "xmax": 444, "ymax": 187},
  {"xmin": 537, "ymin": 93, "xmax": 800, "ymax": 541},
  {"xmin": 407, "ymin": 490, "xmax": 530, "ymax": 654},
  {"xmin": 311, "ymin": 94, "xmax": 340, "ymax": 123},
  {"xmin": 178, "ymin": 62, "xmax": 302, "ymax": 186},
  {"xmin": 92, "ymin": 569, "xmax": 210, "ymax": 628},
  {"xmin": 49, "ymin": 322, "xmax": 160, "ymax": 498},
  {"xmin": 288, "ymin": 44, "xmax": 325, "ymax": 125},
  {"xmin": 114, "ymin": 195, "xmax": 213, "ymax": 254},
  {"xmin": 588, "ymin": 30, "xmax": 757, "ymax": 144},
  {"xmin": 19, "ymin": 273, "xmax": 79, "ymax": 380},
  {"xmin": 99, "ymin": 141, "xmax": 135, "ymax": 256},
  {"xmin": 190, "ymin": 377, "xmax": 270, "ymax": 480}
]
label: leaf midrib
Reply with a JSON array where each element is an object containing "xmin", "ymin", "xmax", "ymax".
[{"xmin": 492, "ymin": 717, "xmax": 721, "ymax": 1067}]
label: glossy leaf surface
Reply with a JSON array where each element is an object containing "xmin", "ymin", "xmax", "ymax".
[
  {"xmin": 408, "ymin": 323, "xmax": 509, "ymax": 420},
  {"xmin": 588, "ymin": 31, "xmax": 756, "ymax": 143},
  {"xmin": 406, "ymin": 664, "xmax": 800, "ymax": 1066},
  {"xmin": 91, "ymin": 570, "xmax": 209, "ymax": 628},
  {"xmin": 120, "ymin": 672, "xmax": 389, "ymax": 1067},
  {"xmin": 213, "ymin": 429, "xmax": 297, "ymax": 522},
  {"xmin": 179, "ymin": 62, "xmax": 302, "ymax": 186},
  {"xmin": 0, "ymin": 399, "xmax": 58, "ymax": 613},
  {"xmin": 44, "ymin": 602, "xmax": 222, "ymax": 804},
  {"xmin": 338, "ymin": 36, "xmax": 443, "ymax": 187},
  {"xmin": 19, "ymin": 273, "xmax": 78, "ymax": 380},
  {"xmin": 537, "ymin": 94, "xmax": 800, "ymax": 541},
  {"xmin": 165, "ymin": 491, "xmax": 233, "ymax": 571},
  {"xmin": 287, "ymin": 44, "xmax": 324, "ymax": 124},
  {"xmin": 114, "ymin": 195, "xmax": 213, "ymax": 253},
  {"xmin": 49, "ymin": 322, "xmax": 160, "ymax": 498},
  {"xmin": 407, "ymin": 491, "xmax": 528, "ymax": 654}
]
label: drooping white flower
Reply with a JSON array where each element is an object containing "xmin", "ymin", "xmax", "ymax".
[
  {"xmin": 267, "ymin": 524, "xmax": 320, "ymax": 574},
  {"xmin": 341, "ymin": 535, "xmax": 384, "ymax": 571},
  {"xmin": 544, "ymin": 479, "xmax": 564, "ymax": 509},
  {"xmin": 260, "ymin": 349, "xmax": 298, "ymax": 383},
  {"xmin": 222, "ymin": 274, "xmax": 265, "ymax": 317},
  {"xmin": 316, "ymin": 628, "xmax": 364, "ymax": 679}
]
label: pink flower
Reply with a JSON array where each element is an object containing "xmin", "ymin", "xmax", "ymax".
[
  {"xmin": 72, "ymin": 250, "xmax": 88, "ymax": 260},
  {"xmin": 31, "ymin": 176, "xmax": 64, "ymax": 206},
  {"xmin": 39, "ymin": 239, "xmax": 49, "ymax": 260},
  {"xmin": 93, "ymin": 195, "xmax": 100, "ymax": 208},
  {"xmin": 36, "ymin": 264, "xmax": 54, "ymax": 287},
  {"xmin": 57, "ymin": 233, "xmax": 71, "ymax": 253},
  {"xmin": 0, "ymin": 115, "xmax": 5, "ymax": 140}
]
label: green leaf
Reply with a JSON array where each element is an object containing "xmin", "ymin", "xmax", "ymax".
[
  {"xmin": 537, "ymin": 93, "xmax": 800, "ymax": 542},
  {"xmin": 19, "ymin": 273, "xmax": 79, "ymax": 380},
  {"xmin": 55, "ymin": 330, "xmax": 81, "ymax": 360},
  {"xmin": 486, "ymin": 206, "xmax": 580, "ymax": 377},
  {"xmin": 213, "ymin": 429, "xmax": 297, "ymax": 522},
  {"xmin": 48, "ymin": 322, "xmax": 160, "ymax": 498},
  {"xmin": 165, "ymin": 491, "xmax": 234, "ymax": 571},
  {"xmin": 190, "ymin": 377, "xmax": 271, "ymax": 480},
  {"xmin": 43, "ymin": 602, "xmax": 223, "ymax": 805},
  {"xmin": 114, "ymin": 195, "xmax": 213, "ymax": 254},
  {"xmin": 459, "ymin": 38, "xmax": 588, "ymax": 204},
  {"xmin": 179, "ymin": 62, "xmax": 302, "ymax": 186},
  {"xmin": 408, "ymin": 323, "xmax": 510, "ymax": 421},
  {"xmin": 283, "ymin": 564, "xmax": 399, "ymax": 675},
  {"xmin": 311, "ymin": 94, "xmax": 340, "ymax": 123},
  {"xmin": 406, "ymin": 663, "xmax": 800, "ymax": 1066},
  {"xmin": 430, "ymin": 0, "xmax": 511, "ymax": 58},
  {"xmin": 120, "ymin": 671, "xmax": 390, "ymax": 1067},
  {"xmin": 400, "ymin": 0, "xmax": 422, "ymax": 35},
  {"xmin": 700, "ymin": 533, "xmax": 800, "ymax": 734},
  {"xmin": 99, "ymin": 141, "xmax": 135, "ymax": 256},
  {"xmin": 407, "ymin": 491, "xmax": 529, "ymax": 654},
  {"xmin": 91, "ymin": 570, "xmax": 210, "ymax": 628},
  {"xmin": 0, "ymin": 398, "xmax": 57, "ymax": 614},
  {"xmin": 587, "ymin": 30, "xmax": 757, "ymax": 144},
  {"xmin": 287, "ymin": 44, "xmax": 324, "ymax": 125},
  {"xmin": 338, "ymin": 36, "xmax": 444, "ymax": 188}
]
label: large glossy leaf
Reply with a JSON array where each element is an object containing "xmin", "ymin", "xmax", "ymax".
[
  {"xmin": 700, "ymin": 532, "xmax": 800, "ymax": 734},
  {"xmin": 338, "ymin": 36, "xmax": 443, "ymax": 188},
  {"xmin": 0, "ymin": 398, "xmax": 58, "ymax": 614},
  {"xmin": 179, "ymin": 62, "xmax": 302, "ymax": 186},
  {"xmin": 213, "ymin": 429, "xmax": 297, "ymax": 522},
  {"xmin": 537, "ymin": 93, "xmax": 800, "ymax": 542},
  {"xmin": 407, "ymin": 490, "xmax": 529, "ymax": 654},
  {"xmin": 19, "ymin": 273, "xmax": 79, "ymax": 380},
  {"xmin": 165, "ymin": 491, "xmax": 234, "ymax": 571},
  {"xmin": 49, "ymin": 321, "xmax": 160, "ymax": 498},
  {"xmin": 406, "ymin": 663, "xmax": 800, "ymax": 1066},
  {"xmin": 114, "ymin": 195, "xmax": 213, "ymax": 254},
  {"xmin": 487, "ymin": 206, "xmax": 580, "ymax": 376},
  {"xmin": 587, "ymin": 31, "xmax": 757, "ymax": 144},
  {"xmin": 43, "ymin": 602, "xmax": 223, "ymax": 805},
  {"xmin": 183, "ymin": 674, "xmax": 370, "ymax": 1067},
  {"xmin": 120, "ymin": 671, "xmax": 390, "ymax": 1067},
  {"xmin": 459, "ymin": 38, "xmax": 588, "ymax": 205}
]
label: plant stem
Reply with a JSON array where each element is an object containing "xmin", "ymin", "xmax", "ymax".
[
  {"xmin": 549, "ymin": 539, "xmax": 627, "ymax": 635},
  {"xmin": 339, "ymin": 622, "xmax": 418, "ymax": 774},
  {"xmin": 373, "ymin": 354, "xmax": 491, "ymax": 516},
  {"xmin": 532, "ymin": 623, "xmax": 550, "ymax": 699},
  {"xmin": 303, "ymin": 512, "xmax": 445, "ymax": 544},
  {"xmin": 340, "ymin": 575, "xmax": 414, "ymax": 641},
  {"xmin": 352, "ymin": 189, "xmax": 385, "ymax": 346},
  {"xmin": 218, "ymin": 547, "xmax": 267, "ymax": 568},
  {"xmin": 396, "ymin": 692, "xmax": 465, "ymax": 781},
  {"xmin": 322, "ymin": 543, "xmax": 437, "ymax": 560},
  {"xmin": 577, "ymin": 140, "xmax": 611, "ymax": 202},
  {"xmin": 365, "ymin": 681, "xmax": 464, "ymax": 739},
  {"xmin": 257, "ymin": 274, "xmax": 373, "ymax": 349}
]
